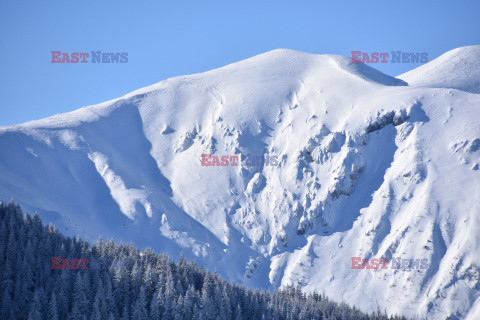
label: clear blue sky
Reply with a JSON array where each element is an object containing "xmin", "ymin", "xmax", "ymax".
[{"xmin": 0, "ymin": 0, "xmax": 479, "ymax": 126}]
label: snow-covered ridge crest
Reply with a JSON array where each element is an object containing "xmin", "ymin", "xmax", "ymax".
[
  {"xmin": 399, "ymin": 45, "xmax": 480, "ymax": 94},
  {"xmin": 0, "ymin": 49, "xmax": 407, "ymax": 133},
  {"xmin": 1, "ymin": 47, "xmax": 480, "ymax": 319}
]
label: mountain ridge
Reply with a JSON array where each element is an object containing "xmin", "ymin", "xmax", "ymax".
[{"xmin": 0, "ymin": 49, "xmax": 408, "ymax": 133}]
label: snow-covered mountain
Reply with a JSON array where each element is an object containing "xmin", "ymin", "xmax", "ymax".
[{"xmin": 1, "ymin": 46, "xmax": 480, "ymax": 319}]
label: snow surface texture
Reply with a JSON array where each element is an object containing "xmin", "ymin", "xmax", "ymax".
[{"xmin": 1, "ymin": 46, "xmax": 480, "ymax": 319}]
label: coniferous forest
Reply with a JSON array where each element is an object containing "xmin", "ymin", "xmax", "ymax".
[{"xmin": 0, "ymin": 201, "xmax": 408, "ymax": 320}]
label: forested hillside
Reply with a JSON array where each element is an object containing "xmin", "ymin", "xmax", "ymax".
[{"xmin": 0, "ymin": 201, "xmax": 407, "ymax": 320}]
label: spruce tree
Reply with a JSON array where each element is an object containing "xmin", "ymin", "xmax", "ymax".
[{"xmin": 50, "ymin": 291, "xmax": 59, "ymax": 320}]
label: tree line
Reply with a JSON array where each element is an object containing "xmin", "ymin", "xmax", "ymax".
[{"xmin": 0, "ymin": 201, "xmax": 407, "ymax": 320}]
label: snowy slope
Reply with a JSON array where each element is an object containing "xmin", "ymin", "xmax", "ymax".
[
  {"xmin": 398, "ymin": 45, "xmax": 480, "ymax": 94},
  {"xmin": 1, "ymin": 48, "xmax": 480, "ymax": 319}
]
